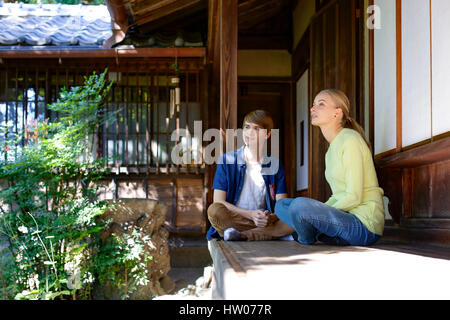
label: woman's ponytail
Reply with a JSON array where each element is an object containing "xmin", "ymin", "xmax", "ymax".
[{"xmin": 345, "ymin": 116, "xmax": 372, "ymax": 153}]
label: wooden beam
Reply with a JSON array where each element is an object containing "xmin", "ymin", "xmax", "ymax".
[
  {"xmin": 219, "ymin": 0, "xmax": 238, "ymax": 131},
  {"xmin": 376, "ymin": 135, "xmax": 450, "ymax": 168},
  {"xmin": 131, "ymin": 0, "xmax": 203, "ymax": 24},
  {"xmin": 396, "ymin": 0, "xmax": 402, "ymax": 152},
  {"xmin": 0, "ymin": 48, "xmax": 206, "ymax": 59},
  {"xmin": 207, "ymin": 0, "xmax": 220, "ymax": 65},
  {"xmin": 105, "ymin": 0, "xmax": 129, "ymax": 31},
  {"xmin": 238, "ymin": 0, "xmax": 283, "ymax": 27},
  {"xmin": 207, "ymin": 0, "xmax": 221, "ymax": 133},
  {"xmin": 104, "ymin": 0, "xmax": 129, "ymax": 47},
  {"xmin": 369, "ymin": 0, "xmax": 375, "ymax": 153}
]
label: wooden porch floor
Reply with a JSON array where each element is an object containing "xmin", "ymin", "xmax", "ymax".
[{"xmin": 208, "ymin": 239, "xmax": 450, "ymax": 300}]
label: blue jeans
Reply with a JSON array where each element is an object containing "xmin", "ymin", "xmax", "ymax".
[{"xmin": 275, "ymin": 198, "xmax": 380, "ymax": 246}]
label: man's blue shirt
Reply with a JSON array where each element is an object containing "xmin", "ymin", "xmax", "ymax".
[{"xmin": 206, "ymin": 146, "xmax": 287, "ymax": 240}]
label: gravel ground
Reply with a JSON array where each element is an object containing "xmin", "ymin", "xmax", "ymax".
[{"xmin": 153, "ymin": 266, "xmax": 213, "ymax": 300}]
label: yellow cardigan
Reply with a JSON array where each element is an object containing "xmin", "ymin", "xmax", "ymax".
[{"xmin": 324, "ymin": 128, "xmax": 385, "ymax": 236}]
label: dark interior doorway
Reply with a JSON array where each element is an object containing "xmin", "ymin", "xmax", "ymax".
[{"xmin": 237, "ymin": 81, "xmax": 294, "ymax": 195}]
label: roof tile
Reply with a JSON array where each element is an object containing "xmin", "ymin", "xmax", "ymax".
[
  {"xmin": 0, "ymin": 3, "xmax": 204, "ymax": 49},
  {"xmin": 0, "ymin": 3, "xmax": 111, "ymax": 47}
]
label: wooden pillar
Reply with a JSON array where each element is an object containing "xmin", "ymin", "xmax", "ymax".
[{"xmin": 219, "ymin": 0, "xmax": 238, "ymax": 131}]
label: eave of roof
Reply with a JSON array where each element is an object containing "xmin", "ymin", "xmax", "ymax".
[
  {"xmin": 0, "ymin": 47, "xmax": 206, "ymax": 59},
  {"xmin": 0, "ymin": 2, "xmax": 205, "ymax": 51}
]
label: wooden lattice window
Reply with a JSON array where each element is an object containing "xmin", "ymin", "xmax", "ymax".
[{"xmin": 0, "ymin": 60, "xmax": 205, "ymax": 173}]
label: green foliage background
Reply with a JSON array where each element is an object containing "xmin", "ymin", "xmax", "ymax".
[{"xmin": 0, "ymin": 71, "xmax": 153, "ymax": 300}]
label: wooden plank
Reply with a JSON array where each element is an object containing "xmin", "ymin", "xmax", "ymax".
[
  {"xmin": 430, "ymin": 160, "xmax": 450, "ymax": 218},
  {"xmin": 115, "ymin": 85, "xmax": 121, "ymax": 168},
  {"xmin": 376, "ymin": 135, "xmax": 450, "ymax": 168},
  {"xmin": 14, "ymin": 67, "xmax": 18, "ymax": 135},
  {"xmin": 155, "ymin": 65, "xmax": 161, "ymax": 174},
  {"xmin": 376, "ymin": 167, "xmax": 403, "ymax": 224},
  {"xmin": 337, "ymin": 0, "xmax": 357, "ymax": 117},
  {"xmin": 165, "ymin": 68, "xmax": 169, "ymax": 174},
  {"xmin": 146, "ymin": 66, "xmax": 151, "ymax": 171},
  {"xmin": 207, "ymin": 0, "xmax": 220, "ymax": 65},
  {"xmin": 125, "ymin": 67, "xmax": 129, "ymax": 165},
  {"xmin": 383, "ymin": 225, "xmax": 450, "ymax": 245},
  {"xmin": 368, "ymin": 0, "xmax": 375, "ymax": 151},
  {"xmin": 136, "ymin": 68, "xmax": 140, "ymax": 166},
  {"xmin": 4, "ymin": 68, "xmax": 8, "ymax": 127},
  {"xmin": 105, "ymin": 71, "xmax": 110, "ymax": 161},
  {"xmin": 238, "ymin": 0, "xmax": 286, "ymax": 28},
  {"xmin": 310, "ymin": 9, "xmax": 328, "ymax": 202},
  {"xmin": 217, "ymin": 241, "xmax": 246, "ymax": 275},
  {"xmin": 219, "ymin": 0, "xmax": 238, "ymax": 131},
  {"xmin": 147, "ymin": 178, "xmax": 174, "ymax": 223},
  {"xmin": 130, "ymin": 0, "xmax": 203, "ymax": 24},
  {"xmin": 176, "ymin": 178, "xmax": 203, "ymax": 227},
  {"xmin": 402, "ymin": 167, "xmax": 414, "ymax": 219},
  {"xmin": 396, "ymin": 0, "xmax": 403, "ymax": 152},
  {"xmin": 209, "ymin": 240, "xmax": 450, "ymax": 299},
  {"xmin": 323, "ymin": 2, "xmax": 337, "ymax": 88},
  {"xmin": 34, "ymin": 68, "xmax": 38, "ymax": 121},
  {"xmin": 185, "ymin": 71, "xmax": 190, "ymax": 173},
  {"xmin": 0, "ymin": 48, "xmax": 206, "ymax": 59},
  {"xmin": 400, "ymin": 218, "xmax": 450, "ymax": 230},
  {"xmin": 117, "ymin": 179, "xmax": 147, "ymax": 198}
]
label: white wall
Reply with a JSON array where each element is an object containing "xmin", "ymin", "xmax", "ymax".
[
  {"xmin": 401, "ymin": 0, "xmax": 432, "ymax": 148},
  {"xmin": 431, "ymin": 0, "xmax": 450, "ymax": 137},
  {"xmin": 296, "ymin": 70, "xmax": 309, "ymax": 191},
  {"xmin": 374, "ymin": 0, "xmax": 397, "ymax": 155}
]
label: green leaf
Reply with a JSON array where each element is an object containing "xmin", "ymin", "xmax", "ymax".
[
  {"xmin": 45, "ymin": 290, "xmax": 70, "ymax": 300},
  {"xmin": 68, "ymin": 243, "xmax": 87, "ymax": 255}
]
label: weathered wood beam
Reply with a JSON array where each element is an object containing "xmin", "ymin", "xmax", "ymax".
[
  {"xmin": 207, "ymin": 0, "xmax": 220, "ymax": 65},
  {"xmin": 105, "ymin": 0, "xmax": 130, "ymax": 31},
  {"xmin": 207, "ymin": 0, "xmax": 221, "ymax": 133},
  {"xmin": 376, "ymin": 135, "xmax": 450, "ymax": 168},
  {"xmin": 131, "ymin": 0, "xmax": 204, "ymax": 26},
  {"xmin": 238, "ymin": 0, "xmax": 282, "ymax": 25},
  {"xmin": 219, "ymin": 0, "xmax": 238, "ymax": 131},
  {"xmin": 238, "ymin": 0, "xmax": 290, "ymax": 28},
  {"xmin": 104, "ymin": 0, "xmax": 130, "ymax": 48},
  {"xmin": 0, "ymin": 48, "xmax": 206, "ymax": 59}
]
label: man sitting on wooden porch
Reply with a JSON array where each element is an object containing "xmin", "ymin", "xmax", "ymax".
[{"xmin": 206, "ymin": 110, "xmax": 291, "ymax": 241}]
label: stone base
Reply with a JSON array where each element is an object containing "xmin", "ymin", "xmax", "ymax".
[{"xmin": 96, "ymin": 198, "xmax": 173, "ymax": 299}]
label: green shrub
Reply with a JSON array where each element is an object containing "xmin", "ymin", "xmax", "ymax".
[{"xmin": 0, "ymin": 70, "xmax": 152, "ymax": 300}]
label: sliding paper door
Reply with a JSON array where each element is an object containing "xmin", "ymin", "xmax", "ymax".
[{"xmin": 401, "ymin": 0, "xmax": 432, "ymax": 148}]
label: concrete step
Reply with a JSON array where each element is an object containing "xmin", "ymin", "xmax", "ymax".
[
  {"xmin": 169, "ymin": 235, "xmax": 212, "ymax": 268},
  {"xmin": 208, "ymin": 239, "xmax": 450, "ymax": 300}
]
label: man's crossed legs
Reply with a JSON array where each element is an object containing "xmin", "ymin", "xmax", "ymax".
[{"xmin": 207, "ymin": 202, "xmax": 294, "ymax": 241}]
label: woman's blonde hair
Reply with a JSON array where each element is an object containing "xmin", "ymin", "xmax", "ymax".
[{"xmin": 319, "ymin": 89, "xmax": 372, "ymax": 152}]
